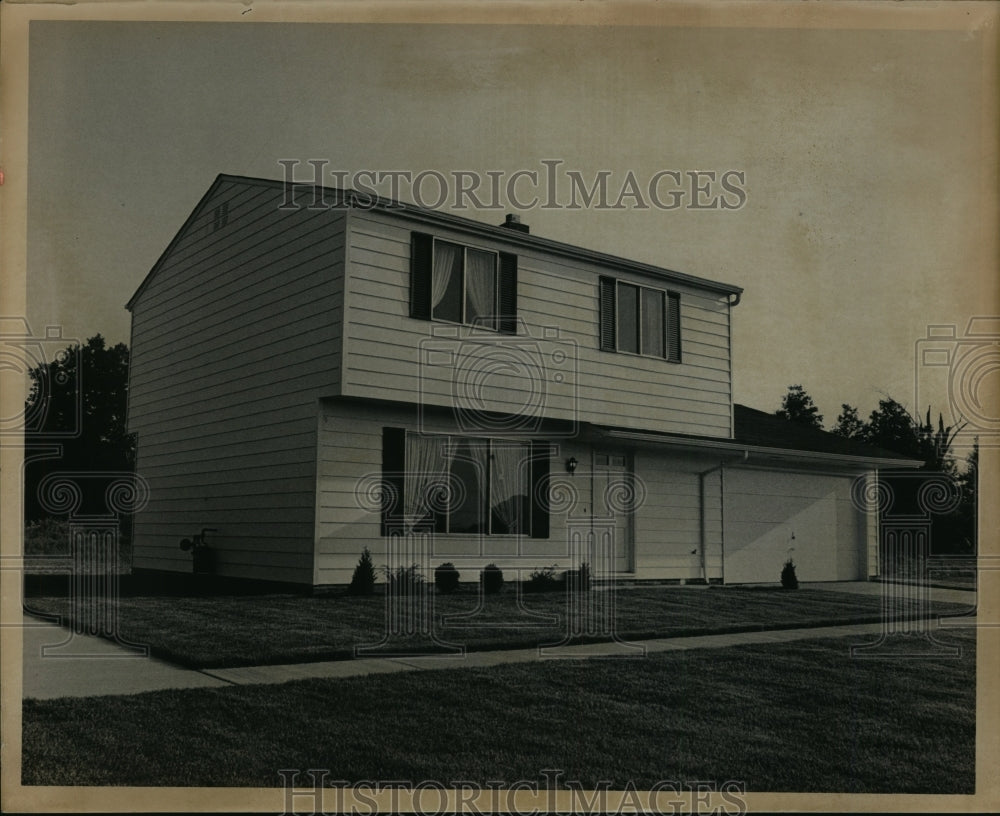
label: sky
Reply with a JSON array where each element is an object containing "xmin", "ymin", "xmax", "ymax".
[{"xmin": 23, "ymin": 13, "xmax": 998, "ymax": 442}]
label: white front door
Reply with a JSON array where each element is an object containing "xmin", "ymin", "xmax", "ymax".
[{"xmin": 593, "ymin": 453, "xmax": 633, "ymax": 573}]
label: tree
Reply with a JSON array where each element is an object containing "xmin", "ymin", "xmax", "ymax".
[
  {"xmin": 862, "ymin": 397, "xmax": 962, "ymax": 472},
  {"xmin": 863, "ymin": 397, "xmax": 925, "ymax": 461},
  {"xmin": 775, "ymin": 384, "xmax": 823, "ymax": 430},
  {"xmin": 23, "ymin": 335, "xmax": 134, "ymax": 521},
  {"xmin": 860, "ymin": 396, "xmax": 970, "ymax": 556},
  {"xmin": 831, "ymin": 403, "xmax": 865, "ymax": 440},
  {"xmin": 953, "ymin": 439, "xmax": 978, "ymax": 553}
]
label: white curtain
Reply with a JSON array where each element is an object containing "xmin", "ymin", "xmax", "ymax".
[
  {"xmin": 432, "ymin": 243, "xmax": 461, "ymax": 312},
  {"xmin": 464, "ymin": 438, "xmax": 490, "ymax": 532},
  {"xmin": 404, "ymin": 433, "xmax": 454, "ymax": 529},
  {"xmin": 465, "ymin": 249, "xmax": 496, "ymax": 329},
  {"xmin": 491, "ymin": 443, "xmax": 526, "ymax": 533}
]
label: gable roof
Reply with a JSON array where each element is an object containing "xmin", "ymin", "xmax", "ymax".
[{"xmin": 126, "ymin": 173, "xmax": 744, "ymax": 311}]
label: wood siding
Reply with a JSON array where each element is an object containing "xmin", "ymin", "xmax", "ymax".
[
  {"xmin": 341, "ymin": 210, "xmax": 733, "ymax": 437},
  {"xmin": 315, "ymin": 399, "xmax": 589, "ymax": 585},
  {"xmin": 315, "ymin": 399, "xmax": 726, "ymax": 585},
  {"xmin": 128, "ymin": 181, "xmax": 345, "ymax": 583}
]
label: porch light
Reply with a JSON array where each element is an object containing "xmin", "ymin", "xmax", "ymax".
[{"xmin": 566, "ymin": 456, "xmax": 578, "ymax": 474}]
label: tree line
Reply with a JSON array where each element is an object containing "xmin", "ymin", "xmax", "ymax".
[{"xmin": 775, "ymin": 384, "xmax": 977, "ymax": 554}]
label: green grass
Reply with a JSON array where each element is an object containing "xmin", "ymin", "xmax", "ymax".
[
  {"xmin": 21, "ymin": 630, "xmax": 975, "ymax": 792},
  {"xmin": 24, "ymin": 585, "xmax": 974, "ymax": 669}
]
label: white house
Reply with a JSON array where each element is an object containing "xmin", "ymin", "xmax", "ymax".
[{"xmin": 125, "ymin": 174, "xmax": 920, "ymax": 588}]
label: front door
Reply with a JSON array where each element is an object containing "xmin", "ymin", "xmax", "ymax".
[{"xmin": 593, "ymin": 452, "xmax": 634, "ymax": 573}]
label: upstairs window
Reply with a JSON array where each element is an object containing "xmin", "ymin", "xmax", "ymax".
[
  {"xmin": 411, "ymin": 233, "xmax": 518, "ymax": 334},
  {"xmin": 600, "ymin": 276, "xmax": 681, "ymax": 362}
]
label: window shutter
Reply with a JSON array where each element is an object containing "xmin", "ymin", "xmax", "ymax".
[
  {"xmin": 381, "ymin": 427, "xmax": 406, "ymax": 535},
  {"xmin": 530, "ymin": 440, "xmax": 550, "ymax": 539},
  {"xmin": 667, "ymin": 292, "xmax": 681, "ymax": 362},
  {"xmin": 498, "ymin": 252, "xmax": 518, "ymax": 335},
  {"xmin": 410, "ymin": 232, "xmax": 433, "ymax": 320},
  {"xmin": 599, "ymin": 277, "xmax": 616, "ymax": 351}
]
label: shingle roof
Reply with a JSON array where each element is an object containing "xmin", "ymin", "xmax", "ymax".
[
  {"xmin": 127, "ymin": 174, "xmax": 743, "ymax": 311},
  {"xmin": 733, "ymin": 404, "xmax": 922, "ymax": 464}
]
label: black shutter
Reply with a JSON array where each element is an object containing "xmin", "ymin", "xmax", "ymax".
[
  {"xmin": 381, "ymin": 427, "xmax": 406, "ymax": 535},
  {"xmin": 667, "ymin": 292, "xmax": 681, "ymax": 362},
  {"xmin": 410, "ymin": 232, "xmax": 433, "ymax": 320},
  {"xmin": 498, "ymin": 252, "xmax": 518, "ymax": 335},
  {"xmin": 530, "ymin": 440, "xmax": 550, "ymax": 539},
  {"xmin": 599, "ymin": 276, "xmax": 616, "ymax": 351}
]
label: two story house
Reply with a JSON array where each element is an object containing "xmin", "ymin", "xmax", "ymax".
[{"xmin": 125, "ymin": 174, "xmax": 919, "ymax": 588}]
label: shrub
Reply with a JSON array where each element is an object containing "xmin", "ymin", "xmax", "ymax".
[
  {"xmin": 23, "ymin": 518, "xmax": 71, "ymax": 555},
  {"xmin": 781, "ymin": 558, "xmax": 799, "ymax": 590},
  {"xmin": 434, "ymin": 562, "xmax": 461, "ymax": 594},
  {"xmin": 565, "ymin": 561, "xmax": 591, "ymax": 592},
  {"xmin": 384, "ymin": 564, "xmax": 425, "ymax": 596},
  {"xmin": 525, "ymin": 564, "xmax": 561, "ymax": 593},
  {"xmin": 480, "ymin": 563, "xmax": 505, "ymax": 594},
  {"xmin": 347, "ymin": 547, "xmax": 376, "ymax": 595}
]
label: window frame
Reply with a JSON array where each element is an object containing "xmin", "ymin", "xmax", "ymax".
[
  {"xmin": 409, "ymin": 432, "xmax": 533, "ymax": 537},
  {"xmin": 411, "ymin": 232, "xmax": 519, "ymax": 335},
  {"xmin": 431, "ymin": 240, "xmax": 501, "ymax": 330},
  {"xmin": 382, "ymin": 427, "xmax": 548, "ymax": 539},
  {"xmin": 599, "ymin": 276, "xmax": 681, "ymax": 363}
]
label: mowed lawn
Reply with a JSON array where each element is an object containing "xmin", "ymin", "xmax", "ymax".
[
  {"xmin": 22, "ymin": 630, "xmax": 975, "ymax": 792},
  {"xmin": 23, "ymin": 586, "xmax": 974, "ymax": 669}
]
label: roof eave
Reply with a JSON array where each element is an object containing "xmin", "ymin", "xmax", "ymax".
[
  {"xmin": 201, "ymin": 175, "xmax": 744, "ymax": 299},
  {"xmin": 599, "ymin": 427, "xmax": 924, "ymax": 470}
]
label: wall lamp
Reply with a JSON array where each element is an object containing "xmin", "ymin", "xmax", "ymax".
[{"xmin": 566, "ymin": 456, "xmax": 578, "ymax": 475}]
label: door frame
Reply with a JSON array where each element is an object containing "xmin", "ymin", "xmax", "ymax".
[{"xmin": 591, "ymin": 450, "xmax": 636, "ymax": 573}]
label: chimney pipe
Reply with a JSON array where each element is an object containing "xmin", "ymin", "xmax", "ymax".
[{"xmin": 501, "ymin": 213, "xmax": 529, "ymax": 234}]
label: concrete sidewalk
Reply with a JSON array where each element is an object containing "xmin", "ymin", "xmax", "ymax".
[
  {"xmin": 21, "ymin": 607, "xmax": 978, "ymax": 700},
  {"xmin": 21, "ymin": 617, "xmax": 231, "ymax": 700}
]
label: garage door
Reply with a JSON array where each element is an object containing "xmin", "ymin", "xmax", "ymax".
[{"xmin": 723, "ymin": 468, "xmax": 864, "ymax": 584}]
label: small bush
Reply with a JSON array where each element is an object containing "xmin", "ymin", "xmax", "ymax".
[
  {"xmin": 434, "ymin": 562, "xmax": 461, "ymax": 594},
  {"xmin": 525, "ymin": 564, "xmax": 561, "ymax": 593},
  {"xmin": 565, "ymin": 562, "xmax": 591, "ymax": 592},
  {"xmin": 347, "ymin": 547, "xmax": 376, "ymax": 596},
  {"xmin": 384, "ymin": 564, "xmax": 425, "ymax": 596},
  {"xmin": 781, "ymin": 558, "xmax": 799, "ymax": 590},
  {"xmin": 480, "ymin": 563, "xmax": 505, "ymax": 594},
  {"xmin": 23, "ymin": 518, "xmax": 71, "ymax": 555}
]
